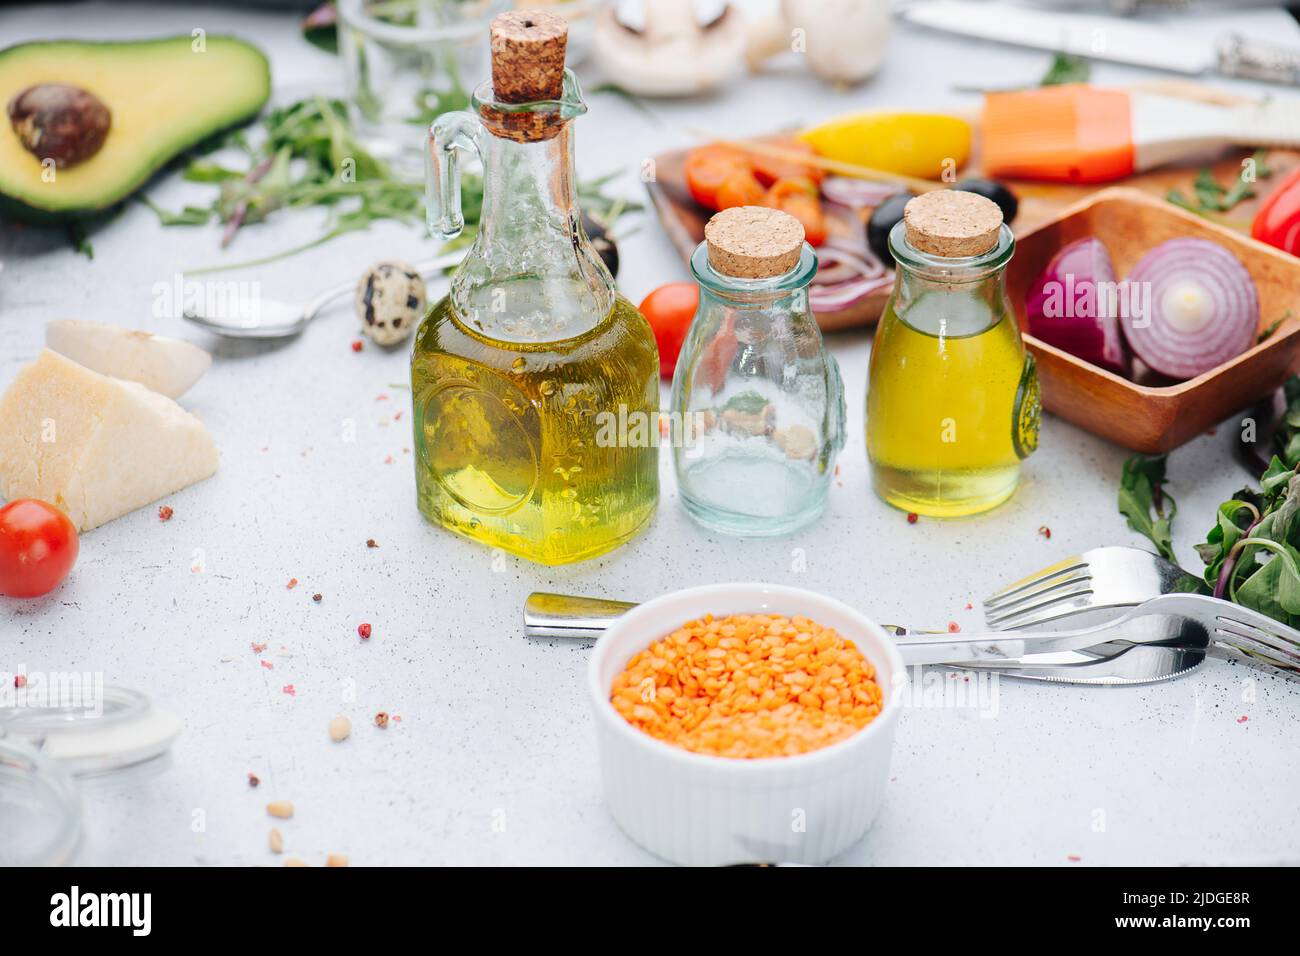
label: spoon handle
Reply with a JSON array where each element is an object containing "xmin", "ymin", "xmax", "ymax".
[{"xmin": 303, "ymin": 250, "xmax": 469, "ymax": 320}]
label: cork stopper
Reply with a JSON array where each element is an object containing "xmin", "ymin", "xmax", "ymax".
[
  {"xmin": 704, "ymin": 206, "xmax": 805, "ymax": 279},
  {"xmin": 482, "ymin": 11, "xmax": 569, "ymax": 143},
  {"xmin": 490, "ymin": 10, "xmax": 567, "ymax": 103},
  {"xmin": 903, "ymin": 190, "xmax": 1003, "ymax": 258}
]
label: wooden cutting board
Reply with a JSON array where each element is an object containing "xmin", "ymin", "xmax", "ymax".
[{"xmin": 646, "ymin": 109, "xmax": 1300, "ymax": 332}]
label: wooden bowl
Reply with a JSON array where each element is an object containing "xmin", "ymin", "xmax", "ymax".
[{"xmin": 1006, "ymin": 188, "xmax": 1300, "ymax": 453}]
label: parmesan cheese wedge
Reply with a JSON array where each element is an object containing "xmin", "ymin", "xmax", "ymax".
[
  {"xmin": 0, "ymin": 350, "xmax": 218, "ymax": 531},
  {"xmin": 46, "ymin": 319, "xmax": 212, "ymax": 399}
]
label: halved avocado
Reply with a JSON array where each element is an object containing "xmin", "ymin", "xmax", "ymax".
[{"xmin": 0, "ymin": 35, "xmax": 270, "ymax": 221}]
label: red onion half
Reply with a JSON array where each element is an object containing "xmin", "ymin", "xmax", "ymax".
[
  {"xmin": 1120, "ymin": 238, "xmax": 1259, "ymax": 381},
  {"xmin": 1025, "ymin": 237, "xmax": 1130, "ymax": 377}
]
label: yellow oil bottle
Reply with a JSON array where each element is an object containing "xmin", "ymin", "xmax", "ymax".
[{"xmin": 867, "ymin": 190, "xmax": 1039, "ymax": 517}]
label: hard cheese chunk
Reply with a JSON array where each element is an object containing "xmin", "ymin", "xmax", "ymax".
[{"xmin": 0, "ymin": 349, "xmax": 218, "ymax": 531}]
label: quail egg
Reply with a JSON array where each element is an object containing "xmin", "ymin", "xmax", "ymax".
[{"xmin": 355, "ymin": 260, "xmax": 426, "ymax": 346}]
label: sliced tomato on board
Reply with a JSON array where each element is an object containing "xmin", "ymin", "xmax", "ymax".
[
  {"xmin": 750, "ymin": 138, "xmax": 824, "ymax": 187},
  {"xmin": 683, "ymin": 145, "xmax": 751, "ymax": 211},
  {"xmin": 766, "ymin": 176, "xmax": 828, "ymax": 246},
  {"xmin": 715, "ymin": 167, "xmax": 767, "ymax": 210}
]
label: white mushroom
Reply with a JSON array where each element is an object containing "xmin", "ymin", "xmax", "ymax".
[
  {"xmin": 591, "ymin": 0, "xmax": 747, "ymax": 98},
  {"xmin": 747, "ymin": 0, "xmax": 892, "ymax": 86}
]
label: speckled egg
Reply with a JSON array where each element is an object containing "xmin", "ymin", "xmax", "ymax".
[{"xmin": 355, "ymin": 260, "xmax": 426, "ymax": 346}]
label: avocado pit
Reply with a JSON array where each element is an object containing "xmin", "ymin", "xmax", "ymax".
[{"xmin": 8, "ymin": 83, "xmax": 111, "ymax": 168}]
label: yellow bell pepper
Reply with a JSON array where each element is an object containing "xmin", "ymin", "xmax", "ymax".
[{"xmin": 798, "ymin": 112, "xmax": 972, "ymax": 181}]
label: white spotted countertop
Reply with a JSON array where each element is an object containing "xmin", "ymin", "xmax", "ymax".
[{"xmin": 2, "ymin": 1, "xmax": 1299, "ymax": 866}]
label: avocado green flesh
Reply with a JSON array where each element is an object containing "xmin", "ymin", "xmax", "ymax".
[{"xmin": 0, "ymin": 35, "xmax": 270, "ymax": 220}]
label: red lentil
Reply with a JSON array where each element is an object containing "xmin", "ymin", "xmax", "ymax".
[{"xmin": 612, "ymin": 613, "xmax": 883, "ymax": 759}]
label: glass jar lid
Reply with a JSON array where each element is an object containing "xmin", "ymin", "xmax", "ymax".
[{"xmin": 0, "ymin": 685, "xmax": 180, "ymax": 865}]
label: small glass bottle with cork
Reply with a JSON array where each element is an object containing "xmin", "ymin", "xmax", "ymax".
[
  {"xmin": 867, "ymin": 189, "xmax": 1040, "ymax": 517},
  {"xmin": 669, "ymin": 205, "xmax": 846, "ymax": 536}
]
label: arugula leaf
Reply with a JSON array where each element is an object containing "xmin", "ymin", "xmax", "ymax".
[
  {"xmin": 1118, "ymin": 454, "xmax": 1178, "ymax": 561},
  {"xmin": 1166, "ymin": 150, "xmax": 1271, "ymax": 216},
  {"xmin": 1040, "ymin": 53, "xmax": 1090, "ymax": 86}
]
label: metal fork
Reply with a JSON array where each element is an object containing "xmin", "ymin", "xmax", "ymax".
[
  {"xmin": 984, "ymin": 546, "xmax": 1202, "ymax": 631},
  {"xmin": 983, "ymin": 547, "xmax": 1300, "ymax": 674}
]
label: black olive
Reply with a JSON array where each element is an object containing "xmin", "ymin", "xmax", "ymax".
[
  {"xmin": 581, "ymin": 211, "xmax": 619, "ymax": 279},
  {"xmin": 951, "ymin": 178, "xmax": 1018, "ymax": 226},
  {"xmin": 866, "ymin": 192, "xmax": 915, "ymax": 264}
]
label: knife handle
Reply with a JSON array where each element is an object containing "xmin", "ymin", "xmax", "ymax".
[{"xmin": 1218, "ymin": 34, "xmax": 1300, "ymax": 86}]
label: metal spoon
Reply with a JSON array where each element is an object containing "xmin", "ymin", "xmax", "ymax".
[
  {"xmin": 181, "ymin": 249, "xmax": 467, "ymax": 339},
  {"xmin": 523, "ymin": 592, "xmax": 1208, "ymax": 684}
]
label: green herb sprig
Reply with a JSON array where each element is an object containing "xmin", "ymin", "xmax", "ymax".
[{"xmin": 145, "ymin": 96, "xmax": 638, "ymax": 274}]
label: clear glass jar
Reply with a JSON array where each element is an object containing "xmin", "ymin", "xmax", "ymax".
[
  {"xmin": 0, "ymin": 684, "xmax": 180, "ymax": 866},
  {"xmin": 867, "ymin": 218, "xmax": 1040, "ymax": 517},
  {"xmin": 337, "ymin": 0, "xmax": 510, "ymax": 178},
  {"xmin": 670, "ymin": 241, "xmax": 846, "ymax": 536},
  {"xmin": 413, "ymin": 64, "xmax": 659, "ymax": 565}
]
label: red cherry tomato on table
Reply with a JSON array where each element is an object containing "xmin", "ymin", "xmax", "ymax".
[
  {"xmin": 0, "ymin": 499, "xmax": 79, "ymax": 598},
  {"xmin": 638, "ymin": 282, "xmax": 700, "ymax": 379}
]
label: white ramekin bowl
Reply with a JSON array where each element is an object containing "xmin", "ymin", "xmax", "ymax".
[{"xmin": 588, "ymin": 583, "xmax": 906, "ymax": 866}]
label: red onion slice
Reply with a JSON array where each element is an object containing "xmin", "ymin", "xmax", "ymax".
[
  {"xmin": 1025, "ymin": 237, "xmax": 1130, "ymax": 377},
  {"xmin": 809, "ymin": 274, "xmax": 895, "ymax": 312},
  {"xmin": 820, "ymin": 176, "xmax": 906, "ymax": 209},
  {"xmin": 1120, "ymin": 238, "xmax": 1259, "ymax": 381}
]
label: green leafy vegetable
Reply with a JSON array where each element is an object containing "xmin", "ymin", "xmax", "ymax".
[
  {"xmin": 1039, "ymin": 53, "xmax": 1090, "ymax": 86},
  {"xmin": 1166, "ymin": 150, "xmax": 1272, "ymax": 215},
  {"xmin": 144, "ymin": 95, "xmax": 637, "ymax": 273},
  {"xmin": 1118, "ymin": 454, "xmax": 1178, "ymax": 562}
]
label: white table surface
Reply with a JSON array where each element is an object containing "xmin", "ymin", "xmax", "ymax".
[{"xmin": 3, "ymin": 0, "xmax": 1300, "ymax": 866}]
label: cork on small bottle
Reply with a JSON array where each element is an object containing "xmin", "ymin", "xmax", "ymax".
[
  {"xmin": 903, "ymin": 190, "xmax": 1003, "ymax": 258},
  {"xmin": 482, "ymin": 10, "xmax": 568, "ymax": 143},
  {"xmin": 705, "ymin": 206, "xmax": 805, "ymax": 279}
]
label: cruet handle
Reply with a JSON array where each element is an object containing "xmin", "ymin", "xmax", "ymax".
[{"xmin": 426, "ymin": 111, "xmax": 482, "ymax": 241}]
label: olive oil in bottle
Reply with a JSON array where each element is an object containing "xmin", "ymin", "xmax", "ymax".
[
  {"xmin": 412, "ymin": 11, "xmax": 659, "ymax": 565},
  {"xmin": 866, "ymin": 190, "xmax": 1039, "ymax": 517}
]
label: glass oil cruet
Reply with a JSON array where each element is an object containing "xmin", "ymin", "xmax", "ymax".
[
  {"xmin": 669, "ymin": 206, "xmax": 846, "ymax": 535},
  {"xmin": 412, "ymin": 10, "xmax": 659, "ymax": 565},
  {"xmin": 867, "ymin": 190, "xmax": 1040, "ymax": 517}
]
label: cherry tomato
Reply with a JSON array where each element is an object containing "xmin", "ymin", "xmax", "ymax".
[
  {"xmin": 766, "ymin": 177, "xmax": 828, "ymax": 246},
  {"xmin": 0, "ymin": 499, "xmax": 79, "ymax": 598},
  {"xmin": 639, "ymin": 282, "xmax": 700, "ymax": 379},
  {"xmin": 715, "ymin": 167, "xmax": 767, "ymax": 210},
  {"xmin": 683, "ymin": 145, "xmax": 751, "ymax": 211},
  {"xmin": 1252, "ymin": 165, "xmax": 1300, "ymax": 256},
  {"xmin": 750, "ymin": 138, "xmax": 824, "ymax": 188}
]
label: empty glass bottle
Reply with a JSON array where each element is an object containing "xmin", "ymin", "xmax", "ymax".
[
  {"xmin": 412, "ymin": 11, "xmax": 659, "ymax": 564},
  {"xmin": 670, "ymin": 206, "xmax": 846, "ymax": 536}
]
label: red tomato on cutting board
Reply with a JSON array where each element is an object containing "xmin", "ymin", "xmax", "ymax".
[{"xmin": 0, "ymin": 499, "xmax": 79, "ymax": 598}]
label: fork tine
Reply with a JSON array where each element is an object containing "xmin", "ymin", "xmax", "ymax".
[
  {"xmin": 983, "ymin": 570, "xmax": 1091, "ymax": 619},
  {"xmin": 1214, "ymin": 620, "xmax": 1300, "ymax": 667},
  {"xmin": 983, "ymin": 555, "xmax": 1089, "ymax": 608},
  {"xmin": 1215, "ymin": 627, "xmax": 1300, "ymax": 669},
  {"xmin": 985, "ymin": 584, "xmax": 1096, "ymax": 630}
]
